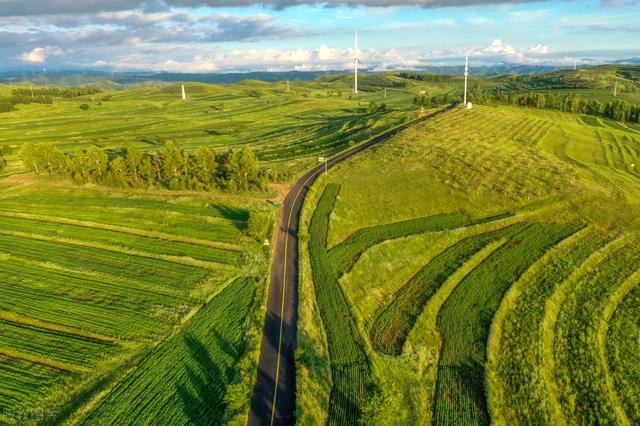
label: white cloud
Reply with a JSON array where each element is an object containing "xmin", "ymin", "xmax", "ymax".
[
  {"xmin": 18, "ymin": 46, "xmax": 63, "ymax": 63},
  {"xmin": 526, "ymin": 44, "xmax": 549, "ymax": 55},
  {"xmin": 482, "ymin": 39, "xmax": 518, "ymax": 56},
  {"xmin": 19, "ymin": 47, "xmax": 47, "ymax": 63},
  {"xmin": 318, "ymin": 44, "xmax": 343, "ymax": 61}
]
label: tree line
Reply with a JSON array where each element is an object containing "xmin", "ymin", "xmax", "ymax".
[
  {"xmin": 412, "ymin": 92, "xmax": 457, "ymax": 108},
  {"xmin": 468, "ymin": 89, "xmax": 640, "ymax": 123},
  {"xmin": 400, "ymin": 72, "xmax": 453, "ymax": 83},
  {"xmin": 11, "ymin": 87, "xmax": 102, "ymax": 98},
  {"xmin": 0, "ymin": 87, "xmax": 104, "ymax": 113},
  {"xmin": 21, "ymin": 141, "xmax": 270, "ymax": 192}
]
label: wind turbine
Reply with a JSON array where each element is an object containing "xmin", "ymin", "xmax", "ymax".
[
  {"xmin": 463, "ymin": 53, "xmax": 469, "ymax": 108},
  {"xmin": 574, "ymin": 58, "xmax": 577, "ymax": 71},
  {"xmin": 353, "ymin": 31, "xmax": 362, "ymax": 94},
  {"xmin": 181, "ymin": 84, "xmax": 186, "ymax": 101}
]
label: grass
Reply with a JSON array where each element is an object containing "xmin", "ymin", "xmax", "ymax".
[
  {"xmin": 553, "ymin": 239, "xmax": 640, "ymax": 425},
  {"xmin": 0, "ymin": 76, "xmax": 430, "ymax": 423},
  {"xmin": 81, "ymin": 277, "xmax": 255, "ymax": 425},
  {"xmin": 486, "ymin": 227, "xmax": 612, "ymax": 425},
  {"xmin": 606, "ymin": 281, "xmax": 640, "ymax": 423},
  {"xmin": 0, "ymin": 79, "xmax": 426, "ymax": 179},
  {"xmin": 300, "ymin": 100, "xmax": 640, "ymax": 424},
  {"xmin": 326, "ymin": 213, "xmax": 468, "ymax": 276},
  {"xmin": 370, "ymin": 221, "xmax": 528, "ymax": 356},
  {"xmin": 308, "ymin": 184, "xmax": 373, "ymax": 425},
  {"xmin": 0, "ymin": 180, "xmax": 262, "ymax": 424},
  {"xmin": 432, "ymin": 222, "xmax": 580, "ymax": 426}
]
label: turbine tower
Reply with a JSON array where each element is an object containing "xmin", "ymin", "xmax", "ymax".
[
  {"xmin": 353, "ymin": 31, "xmax": 361, "ymax": 94},
  {"xmin": 181, "ymin": 84, "xmax": 186, "ymax": 101},
  {"xmin": 463, "ymin": 54, "xmax": 469, "ymax": 107},
  {"xmin": 574, "ymin": 58, "xmax": 577, "ymax": 71}
]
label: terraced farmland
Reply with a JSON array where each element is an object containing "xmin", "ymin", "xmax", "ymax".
[
  {"xmin": 299, "ymin": 103, "xmax": 640, "ymax": 425},
  {"xmin": 0, "ymin": 77, "xmax": 436, "ymax": 179},
  {"xmin": 0, "ymin": 181, "xmax": 263, "ymax": 424}
]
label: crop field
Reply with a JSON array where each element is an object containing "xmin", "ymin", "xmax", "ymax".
[
  {"xmin": 308, "ymin": 184, "xmax": 372, "ymax": 425},
  {"xmin": 0, "ymin": 179, "xmax": 263, "ymax": 424},
  {"xmin": 299, "ymin": 102, "xmax": 640, "ymax": 425},
  {"xmin": 82, "ymin": 277, "xmax": 255, "ymax": 425}
]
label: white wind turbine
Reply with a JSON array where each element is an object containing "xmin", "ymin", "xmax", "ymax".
[
  {"xmin": 463, "ymin": 53, "xmax": 469, "ymax": 107},
  {"xmin": 353, "ymin": 31, "xmax": 362, "ymax": 94},
  {"xmin": 181, "ymin": 84, "xmax": 186, "ymax": 101}
]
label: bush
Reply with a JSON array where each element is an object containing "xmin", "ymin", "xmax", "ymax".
[
  {"xmin": 79, "ymin": 104, "xmax": 90, "ymax": 110},
  {"xmin": 247, "ymin": 211, "xmax": 273, "ymax": 242}
]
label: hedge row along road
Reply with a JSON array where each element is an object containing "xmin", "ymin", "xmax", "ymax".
[{"xmin": 248, "ymin": 102, "xmax": 459, "ymax": 426}]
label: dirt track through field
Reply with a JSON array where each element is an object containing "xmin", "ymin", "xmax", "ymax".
[{"xmin": 248, "ymin": 102, "xmax": 458, "ymax": 426}]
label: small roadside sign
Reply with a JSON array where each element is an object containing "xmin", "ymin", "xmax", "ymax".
[{"xmin": 319, "ymin": 157, "xmax": 328, "ymax": 176}]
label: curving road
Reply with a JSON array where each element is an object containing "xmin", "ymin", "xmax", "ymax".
[{"xmin": 247, "ymin": 103, "xmax": 458, "ymax": 426}]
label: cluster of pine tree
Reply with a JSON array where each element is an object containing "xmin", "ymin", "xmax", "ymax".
[
  {"xmin": 21, "ymin": 141, "xmax": 269, "ymax": 192},
  {"xmin": 469, "ymin": 89, "xmax": 640, "ymax": 123}
]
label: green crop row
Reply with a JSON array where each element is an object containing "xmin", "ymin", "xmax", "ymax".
[
  {"xmin": 0, "ymin": 202, "xmax": 245, "ymax": 244},
  {"xmin": 327, "ymin": 213, "xmax": 470, "ymax": 277},
  {"xmin": 553, "ymin": 240, "xmax": 640, "ymax": 425},
  {"xmin": 0, "ymin": 257, "xmax": 191, "ymax": 340},
  {"xmin": 0, "ymin": 216, "xmax": 240, "ymax": 265},
  {"xmin": 0, "ymin": 358, "xmax": 74, "ymax": 418},
  {"xmin": 433, "ymin": 222, "xmax": 580, "ymax": 426},
  {"xmin": 308, "ymin": 184, "xmax": 372, "ymax": 425},
  {"xmin": 487, "ymin": 227, "xmax": 610, "ymax": 425},
  {"xmin": 82, "ymin": 277, "xmax": 255, "ymax": 425},
  {"xmin": 0, "ymin": 193, "xmax": 249, "ymax": 221},
  {"xmin": 370, "ymin": 222, "xmax": 529, "ymax": 355},
  {"xmin": 606, "ymin": 284, "xmax": 640, "ymax": 423},
  {"xmin": 0, "ymin": 320, "xmax": 119, "ymax": 368},
  {"xmin": 0, "ymin": 234, "xmax": 209, "ymax": 291}
]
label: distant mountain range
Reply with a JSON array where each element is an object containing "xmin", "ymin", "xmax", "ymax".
[{"xmin": 1, "ymin": 62, "xmax": 639, "ymax": 87}]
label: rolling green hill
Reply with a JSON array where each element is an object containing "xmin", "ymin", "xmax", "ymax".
[
  {"xmin": 0, "ymin": 66, "xmax": 639, "ymax": 425},
  {"xmin": 298, "ymin": 103, "xmax": 640, "ymax": 425}
]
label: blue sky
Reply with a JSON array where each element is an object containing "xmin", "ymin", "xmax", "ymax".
[{"xmin": 1, "ymin": 0, "xmax": 638, "ymax": 72}]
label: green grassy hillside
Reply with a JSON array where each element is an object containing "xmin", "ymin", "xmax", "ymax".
[
  {"xmin": 0, "ymin": 78, "xmax": 445, "ymax": 180},
  {"xmin": 298, "ymin": 103, "xmax": 640, "ymax": 425}
]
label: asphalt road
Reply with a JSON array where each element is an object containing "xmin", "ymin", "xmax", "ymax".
[{"xmin": 247, "ymin": 103, "xmax": 458, "ymax": 426}]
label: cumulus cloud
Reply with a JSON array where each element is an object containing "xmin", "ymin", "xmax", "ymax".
[
  {"xmin": 20, "ymin": 47, "xmax": 47, "ymax": 63},
  {"xmin": 91, "ymin": 38, "xmax": 558, "ymax": 73},
  {"xmin": 527, "ymin": 44, "xmax": 549, "ymax": 55},
  {"xmin": 18, "ymin": 46, "xmax": 63, "ymax": 63},
  {"xmin": 430, "ymin": 39, "xmax": 558, "ymax": 65}
]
